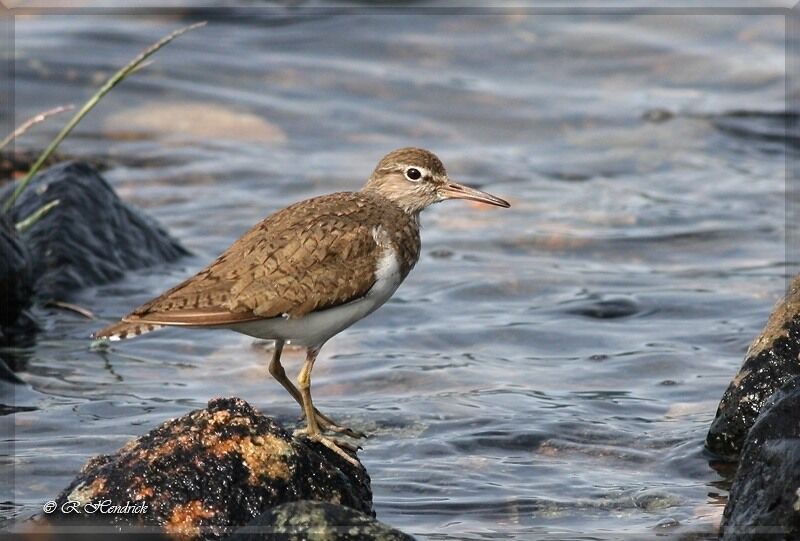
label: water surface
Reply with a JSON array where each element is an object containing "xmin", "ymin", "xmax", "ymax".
[{"xmin": 3, "ymin": 6, "xmax": 790, "ymax": 540}]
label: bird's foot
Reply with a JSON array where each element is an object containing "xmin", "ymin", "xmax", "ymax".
[
  {"xmin": 293, "ymin": 428, "xmax": 362, "ymax": 467},
  {"xmin": 313, "ymin": 409, "xmax": 367, "ymax": 439}
]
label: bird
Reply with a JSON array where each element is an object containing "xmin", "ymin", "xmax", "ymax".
[{"xmin": 95, "ymin": 147, "xmax": 510, "ymax": 466}]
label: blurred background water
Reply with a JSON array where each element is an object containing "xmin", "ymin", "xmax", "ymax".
[{"xmin": 2, "ymin": 4, "xmax": 793, "ymax": 539}]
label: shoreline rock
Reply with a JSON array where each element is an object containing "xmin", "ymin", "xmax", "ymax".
[
  {"xmin": 0, "ymin": 161, "xmax": 188, "ymax": 357},
  {"xmin": 708, "ymin": 275, "xmax": 800, "ymax": 539},
  {"xmin": 0, "ymin": 214, "xmax": 36, "ymax": 351},
  {"xmin": 720, "ymin": 378, "xmax": 800, "ymax": 540},
  {"xmin": 3, "ymin": 161, "xmax": 188, "ymax": 302},
  {"xmin": 49, "ymin": 397, "xmax": 379, "ymax": 540},
  {"xmin": 706, "ymin": 275, "xmax": 800, "ymax": 460},
  {"xmin": 225, "ymin": 501, "xmax": 415, "ymax": 541}
]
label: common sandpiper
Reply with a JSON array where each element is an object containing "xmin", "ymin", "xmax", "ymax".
[{"xmin": 96, "ymin": 147, "xmax": 510, "ymax": 466}]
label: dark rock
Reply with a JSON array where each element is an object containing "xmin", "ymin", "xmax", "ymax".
[
  {"xmin": 2, "ymin": 161, "xmax": 188, "ymax": 301},
  {"xmin": 564, "ymin": 295, "xmax": 640, "ymax": 319},
  {"xmin": 0, "ymin": 213, "xmax": 36, "ymax": 346},
  {"xmin": 707, "ymin": 276, "xmax": 800, "ymax": 460},
  {"xmin": 50, "ymin": 397, "xmax": 371, "ymax": 540},
  {"xmin": 0, "ymin": 359, "xmax": 26, "ymax": 385},
  {"xmin": 642, "ymin": 108, "xmax": 674, "ymax": 123},
  {"xmin": 734, "ymin": 377, "xmax": 800, "ymax": 450},
  {"xmin": 720, "ymin": 378, "xmax": 800, "ymax": 540},
  {"xmin": 226, "ymin": 501, "xmax": 415, "ymax": 541}
]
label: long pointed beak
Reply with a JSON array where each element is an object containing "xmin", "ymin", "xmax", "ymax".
[{"xmin": 439, "ymin": 181, "xmax": 510, "ymax": 208}]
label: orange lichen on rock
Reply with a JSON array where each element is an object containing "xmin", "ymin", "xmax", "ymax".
[
  {"xmin": 237, "ymin": 434, "xmax": 292, "ymax": 483},
  {"xmin": 209, "ymin": 409, "xmax": 232, "ymax": 425},
  {"xmin": 165, "ymin": 500, "xmax": 216, "ymax": 540},
  {"xmin": 745, "ymin": 276, "xmax": 800, "ymax": 359},
  {"xmin": 52, "ymin": 397, "xmax": 372, "ymax": 540},
  {"xmin": 67, "ymin": 476, "xmax": 107, "ymax": 505},
  {"xmin": 147, "ymin": 433, "xmax": 192, "ymax": 463},
  {"xmin": 135, "ymin": 484, "xmax": 154, "ymax": 500},
  {"xmin": 203, "ymin": 432, "xmax": 292, "ymax": 484}
]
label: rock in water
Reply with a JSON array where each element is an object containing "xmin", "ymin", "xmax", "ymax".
[
  {"xmin": 226, "ymin": 501, "xmax": 416, "ymax": 541},
  {"xmin": 3, "ymin": 161, "xmax": 188, "ymax": 301},
  {"xmin": 707, "ymin": 275, "xmax": 800, "ymax": 459},
  {"xmin": 51, "ymin": 398, "xmax": 372, "ymax": 540},
  {"xmin": 0, "ymin": 214, "xmax": 36, "ymax": 347},
  {"xmin": 721, "ymin": 378, "xmax": 800, "ymax": 540}
]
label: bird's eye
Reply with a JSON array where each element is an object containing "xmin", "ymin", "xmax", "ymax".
[{"xmin": 405, "ymin": 167, "xmax": 422, "ymax": 181}]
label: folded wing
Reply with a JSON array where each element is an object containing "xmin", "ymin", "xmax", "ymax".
[{"xmin": 101, "ymin": 194, "xmax": 383, "ymax": 331}]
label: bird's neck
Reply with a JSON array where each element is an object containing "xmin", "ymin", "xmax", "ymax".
[{"xmin": 360, "ymin": 186, "xmax": 424, "ymax": 221}]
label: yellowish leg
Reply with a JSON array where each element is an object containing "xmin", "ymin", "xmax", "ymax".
[
  {"xmin": 267, "ymin": 340, "xmax": 365, "ymax": 439},
  {"xmin": 297, "ymin": 346, "xmax": 321, "ymax": 434},
  {"xmin": 268, "ymin": 339, "xmax": 301, "ymax": 404},
  {"xmin": 293, "ymin": 347, "xmax": 361, "ymax": 467}
]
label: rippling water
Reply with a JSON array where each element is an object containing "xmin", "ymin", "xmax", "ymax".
[{"xmin": 3, "ymin": 6, "xmax": 791, "ymax": 540}]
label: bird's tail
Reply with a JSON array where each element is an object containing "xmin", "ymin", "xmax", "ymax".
[{"xmin": 94, "ymin": 319, "xmax": 166, "ymax": 342}]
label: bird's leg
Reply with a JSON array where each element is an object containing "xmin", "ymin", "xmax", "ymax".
[
  {"xmin": 267, "ymin": 341, "xmax": 365, "ymax": 439},
  {"xmin": 296, "ymin": 347, "xmax": 321, "ymax": 434},
  {"xmin": 268, "ymin": 339, "xmax": 301, "ymax": 404},
  {"xmin": 293, "ymin": 347, "xmax": 361, "ymax": 467}
]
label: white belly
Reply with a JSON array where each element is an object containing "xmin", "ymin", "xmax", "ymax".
[{"xmin": 229, "ymin": 248, "xmax": 403, "ymax": 347}]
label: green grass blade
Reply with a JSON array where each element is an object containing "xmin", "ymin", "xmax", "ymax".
[
  {"xmin": 2, "ymin": 21, "xmax": 206, "ymax": 214},
  {"xmin": 15, "ymin": 199, "xmax": 59, "ymax": 233}
]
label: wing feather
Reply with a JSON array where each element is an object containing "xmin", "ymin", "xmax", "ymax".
[{"xmin": 121, "ymin": 193, "xmax": 384, "ymax": 327}]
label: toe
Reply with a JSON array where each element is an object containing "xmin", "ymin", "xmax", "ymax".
[
  {"xmin": 314, "ymin": 415, "xmax": 367, "ymax": 439},
  {"xmin": 334, "ymin": 439, "xmax": 361, "ymax": 453},
  {"xmin": 301, "ymin": 434, "xmax": 362, "ymax": 467}
]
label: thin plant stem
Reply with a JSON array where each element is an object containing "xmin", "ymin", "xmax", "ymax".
[
  {"xmin": 46, "ymin": 300, "xmax": 96, "ymax": 319},
  {"xmin": 14, "ymin": 199, "xmax": 59, "ymax": 232},
  {"xmin": 0, "ymin": 105, "xmax": 75, "ymax": 151},
  {"xmin": 2, "ymin": 21, "xmax": 206, "ymax": 214}
]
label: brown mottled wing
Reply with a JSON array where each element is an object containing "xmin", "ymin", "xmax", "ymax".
[{"xmin": 120, "ymin": 193, "xmax": 382, "ymax": 327}]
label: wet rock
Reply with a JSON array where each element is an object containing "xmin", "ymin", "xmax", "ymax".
[
  {"xmin": 2, "ymin": 161, "xmax": 188, "ymax": 301},
  {"xmin": 707, "ymin": 275, "xmax": 800, "ymax": 460},
  {"xmin": 720, "ymin": 378, "xmax": 800, "ymax": 540},
  {"xmin": 51, "ymin": 397, "xmax": 371, "ymax": 540},
  {"xmin": 226, "ymin": 501, "xmax": 415, "ymax": 541},
  {"xmin": 105, "ymin": 102, "xmax": 287, "ymax": 143},
  {"xmin": 0, "ymin": 213, "xmax": 35, "ymax": 346},
  {"xmin": 564, "ymin": 295, "xmax": 640, "ymax": 319},
  {"xmin": 642, "ymin": 108, "xmax": 674, "ymax": 123}
]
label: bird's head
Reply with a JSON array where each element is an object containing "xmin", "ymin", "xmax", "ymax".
[{"xmin": 362, "ymin": 147, "xmax": 510, "ymax": 214}]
